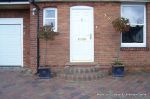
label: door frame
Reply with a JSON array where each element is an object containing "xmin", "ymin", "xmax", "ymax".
[
  {"xmin": 0, "ymin": 18, "xmax": 23, "ymax": 67},
  {"xmin": 70, "ymin": 6, "xmax": 94, "ymax": 62}
]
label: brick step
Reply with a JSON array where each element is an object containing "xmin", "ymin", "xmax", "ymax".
[
  {"xmin": 63, "ymin": 66, "xmax": 100, "ymax": 74},
  {"xmin": 58, "ymin": 71, "xmax": 108, "ymax": 81},
  {"xmin": 57, "ymin": 64, "xmax": 109, "ymax": 81}
]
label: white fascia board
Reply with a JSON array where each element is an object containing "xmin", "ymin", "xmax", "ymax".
[{"xmin": 35, "ymin": 0, "xmax": 150, "ymax": 3}]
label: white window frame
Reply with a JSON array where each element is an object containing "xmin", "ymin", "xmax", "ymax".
[
  {"xmin": 43, "ymin": 8, "xmax": 57, "ymax": 32},
  {"xmin": 121, "ymin": 4, "xmax": 146, "ymax": 47}
]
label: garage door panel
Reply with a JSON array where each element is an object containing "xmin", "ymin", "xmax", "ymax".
[
  {"xmin": 0, "ymin": 57, "xmax": 21, "ymax": 66},
  {"xmin": 0, "ymin": 49, "xmax": 21, "ymax": 55},
  {"xmin": 0, "ymin": 23, "xmax": 22, "ymax": 66},
  {"xmin": 0, "ymin": 42, "xmax": 21, "ymax": 47}
]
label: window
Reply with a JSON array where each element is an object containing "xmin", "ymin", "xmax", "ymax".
[
  {"xmin": 121, "ymin": 4, "xmax": 146, "ymax": 47},
  {"xmin": 43, "ymin": 8, "xmax": 57, "ymax": 31}
]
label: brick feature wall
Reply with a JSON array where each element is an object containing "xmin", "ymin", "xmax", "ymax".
[
  {"xmin": 0, "ymin": 9, "xmax": 30, "ymax": 68},
  {"xmin": 30, "ymin": 2, "xmax": 150, "ymax": 72},
  {"xmin": 1, "ymin": 2, "xmax": 149, "ymax": 72},
  {"xmin": 36, "ymin": 2, "xmax": 121, "ymax": 68},
  {"xmin": 38, "ymin": 3, "xmax": 70, "ymax": 68},
  {"xmin": 121, "ymin": 3, "xmax": 150, "ymax": 72},
  {"xmin": 94, "ymin": 3, "xmax": 120, "ymax": 66},
  {"xmin": 30, "ymin": 5, "xmax": 38, "ymax": 73}
]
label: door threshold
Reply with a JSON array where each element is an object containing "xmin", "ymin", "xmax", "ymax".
[{"xmin": 65, "ymin": 62, "xmax": 98, "ymax": 66}]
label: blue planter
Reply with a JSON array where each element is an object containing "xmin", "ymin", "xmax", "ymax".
[
  {"xmin": 112, "ymin": 65, "xmax": 124, "ymax": 77},
  {"xmin": 38, "ymin": 67, "xmax": 51, "ymax": 79}
]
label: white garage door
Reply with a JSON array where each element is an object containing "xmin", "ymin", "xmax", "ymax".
[{"xmin": 0, "ymin": 18, "xmax": 23, "ymax": 66}]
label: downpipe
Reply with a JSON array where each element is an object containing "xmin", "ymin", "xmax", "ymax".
[{"xmin": 29, "ymin": 0, "xmax": 40, "ymax": 74}]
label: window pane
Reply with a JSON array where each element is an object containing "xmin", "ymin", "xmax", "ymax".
[
  {"xmin": 45, "ymin": 19, "xmax": 55, "ymax": 27},
  {"xmin": 45, "ymin": 10, "xmax": 55, "ymax": 18},
  {"xmin": 122, "ymin": 6, "xmax": 144, "ymax": 24},
  {"xmin": 122, "ymin": 25, "xmax": 143, "ymax": 43}
]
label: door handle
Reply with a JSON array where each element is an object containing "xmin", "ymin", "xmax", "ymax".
[{"xmin": 90, "ymin": 34, "xmax": 92, "ymax": 40}]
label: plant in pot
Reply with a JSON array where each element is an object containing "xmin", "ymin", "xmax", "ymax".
[
  {"xmin": 38, "ymin": 24, "xmax": 59, "ymax": 78},
  {"xmin": 111, "ymin": 17, "xmax": 130, "ymax": 77}
]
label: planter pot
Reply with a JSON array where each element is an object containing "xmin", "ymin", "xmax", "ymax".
[
  {"xmin": 38, "ymin": 67, "xmax": 51, "ymax": 79},
  {"xmin": 112, "ymin": 65, "xmax": 124, "ymax": 77}
]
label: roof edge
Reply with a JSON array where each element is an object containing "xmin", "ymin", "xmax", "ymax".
[{"xmin": 34, "ymin": 0, "xmax": 150, "ymax": 3}]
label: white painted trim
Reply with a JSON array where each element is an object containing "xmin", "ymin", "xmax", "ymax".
[
  {"xmin": 0, "ymin": 18, "xmax": 23, "ymax": 67},
  {"xmin": 43, "ymin": 8, "xmax": 57, "ymax": 32},
  {"xmin": 121, "ymin": 4, "xmax": 146, "ymax": 47},
  {"xmin": 71, "ymin": 6, "xmax": 93, "ymax": 10},
  {"xmin": 0, "ymin": 2, "xmax": 29, "ymax": 5},
  {"xmin": 70, "ymin": 6, "xmax": 94, "ymax": 62}
]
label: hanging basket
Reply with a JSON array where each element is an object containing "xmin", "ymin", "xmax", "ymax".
[{"xmin": 112, "ymin": 17, "xmax": 130, "ymax": 33}]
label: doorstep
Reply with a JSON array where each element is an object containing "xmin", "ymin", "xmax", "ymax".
[{"xmin": 65, "ymin": 62, "xmax": 99, "ymax": 67}]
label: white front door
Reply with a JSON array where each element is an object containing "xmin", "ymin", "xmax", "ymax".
[
  {"xmin": 70, "ymin": 6, "xmax": 94, "ymax": 62},
  {"xmin": 0, "ymin": 18, "xmax": 23, "ymax": 66}
]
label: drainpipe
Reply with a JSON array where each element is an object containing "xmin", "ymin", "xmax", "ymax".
[{"xmin": 29, "ymin": 0, "xmax": 40, "ymax": 74}]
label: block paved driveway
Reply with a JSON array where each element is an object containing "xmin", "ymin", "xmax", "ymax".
[{"xmin": 0, "ymin": 70, "xmax": 150, "ymax": 99}]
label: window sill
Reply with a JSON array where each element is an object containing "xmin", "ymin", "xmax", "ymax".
[{"xmin": 120, "ymin": 47, "xmax": 149, "ymax": 51}]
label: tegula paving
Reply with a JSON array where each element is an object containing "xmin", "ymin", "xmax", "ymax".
[{"xmin": 0, "ymin": 70, "xmax": 149, "ymax": 99}]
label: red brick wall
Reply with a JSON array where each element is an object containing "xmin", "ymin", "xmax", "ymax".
[
  {"xmin": 38, "ymin": 3, "xmax": 70, "ymax": 67},
  {"xmin": 94, "ymin": 3, "xmax": 120, "ymax": 65},
  {"xmin": 30, "ymin": 5, "xmax": 38, "ymax": 72},
  {"xmin": 30, "ymin": 2, "xmax": 150, "ymax": 72},
  {"xmin": 0, "ymin": 9, "xmax": 30, "ymax": 68},
  {"xmin": 37, "ymin": 2, "xmax": 121, "ymax": 67}
]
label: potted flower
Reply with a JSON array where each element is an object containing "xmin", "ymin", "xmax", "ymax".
[
  {"xmin": 38, "ymin": 24, "xmax": 59, "ymax": 78},
  {"xmin": 111, "ymin": 59, "xmax": 125, "ymax": 77},
  {"xmin": 111, "ymin": 17, "xmax": 130, "ymax": 77}
]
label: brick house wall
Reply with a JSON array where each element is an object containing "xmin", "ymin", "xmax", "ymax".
[
  {"xmin": 0, "ymin": 9, "xmax": 30, "ymax": 68},
  {"xmin": 30, "ymin": 2, "xmax": 150, "ymax": 72},
  {"xmin": 0, "ymin": 2, "xmax": 149, "ymax": 73}
]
